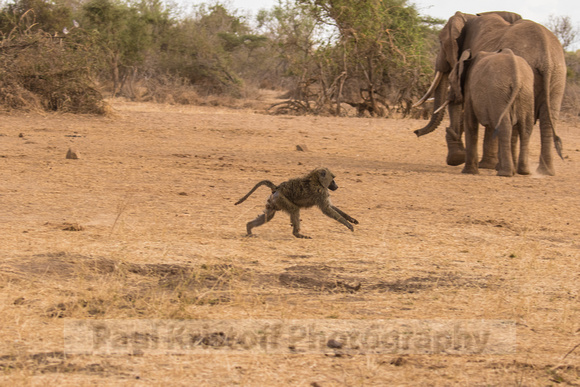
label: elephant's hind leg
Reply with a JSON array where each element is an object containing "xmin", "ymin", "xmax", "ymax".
[
  {"xmin": 536, "ymin": 106, "xmax": 556, "ymax": 176},
  {"xmin": 496, "ymin": 123, "xmax": 516, "ymax": 177},
  {"xmin": 517, "ymin": 119, "xmax": 533, "ymax": 175},
  {"xmin": 480, "ymin": 126, "xmax": 499, "ymax": 169}
]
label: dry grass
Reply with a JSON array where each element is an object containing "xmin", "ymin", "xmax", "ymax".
[
  {"xmin": 0, "ymin": 97, "xmax": 579, "ymax": 385},
  {"xmin": 0, "ymin": 32, "xmax": 106, "ymax": 115}
]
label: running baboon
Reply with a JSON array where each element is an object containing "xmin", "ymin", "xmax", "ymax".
[{"xmin": 235, "ymin": 167, "xmax": 358, "ymax": 239}]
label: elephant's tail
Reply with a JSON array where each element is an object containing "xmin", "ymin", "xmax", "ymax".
[
  {"xmin": 493, "ymin": 79, "xmax": 522, "ymax": 140},
  {"xmin": 234, "ymin": 180, "xmax": 277, "ymax": 205}
]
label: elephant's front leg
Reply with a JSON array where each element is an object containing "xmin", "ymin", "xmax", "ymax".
[
  {"xmin": 461, "ymin": 105, "xmax": 479, "ymax": 174},
  {"xmin": 479, "ymin": 126, "xmax": 499, "ymax": 169},
  {"xmin": 445, "ymin": 103, "xmax": 466, "ymax": 166}
]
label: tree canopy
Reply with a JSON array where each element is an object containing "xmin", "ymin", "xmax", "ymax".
[{"xmin": 0, "ymin": 0, "xmax": 577, "ymax": 117}]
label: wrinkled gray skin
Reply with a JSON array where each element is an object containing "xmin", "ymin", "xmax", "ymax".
[
  {"xmin": 449, "ymin": 49, "xmax": 534, "ymax": 176},
  {"xmin": 415, "ymin": 11, "xmax": 566, "ymax": 175}
]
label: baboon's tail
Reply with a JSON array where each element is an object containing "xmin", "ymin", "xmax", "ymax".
[{"xmin": 234, "ymin": 180, "xmax": 277, "ymax": 205}]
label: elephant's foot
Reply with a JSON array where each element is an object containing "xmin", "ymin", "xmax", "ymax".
[
  {"xmin": 478, "ymin": 157, "xmax": 498, "ymax": 170},
  {"xmin": 536, "ymin": 158, "xmax": 555, "ymax": 176},
  {"xmin": 461, "ymin": 164, "xmax": 479, "ymax": 174},
  {"xmin": 517, "ymin": 165, "xmax": 531, "ymax": 175},
  {"xmin": 445, "ymin": 128, "xmax": 466, "ymax": 166},
  {"xmin": 446, "ymin": 141, "xmax": 466, "ymax": 166},
  {"xmin": 447, "ymin": 150, "xmax": 466, "ymax": 166},
  {"xmin": 497, "ymin": 168, "xmax": 515, "ymax": 177}
]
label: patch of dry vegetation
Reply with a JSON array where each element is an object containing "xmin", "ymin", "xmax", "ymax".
[{"xmin": 0, "ymin": 30, "xmax": 106, "ymax": 114}]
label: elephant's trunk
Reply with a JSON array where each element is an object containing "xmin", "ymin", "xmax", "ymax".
[
  {"xmin": 433, "ymin": 99, "xmax": 450, "ymax": 115},
  {"xmin": 414, "ymin": 73, "xmax": 449, "ymax": 137}
]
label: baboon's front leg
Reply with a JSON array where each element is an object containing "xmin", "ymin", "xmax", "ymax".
[
  {"xmin": 320, "ymin": 205, "xmax": 354, "ymax": 232},
  {"xmin": 331, "ymin": 206, "xmax": 358, "ymax": 224},
  {"xmin": 246, "ymin": 209, "xmax": 276, "ymax": 236}
]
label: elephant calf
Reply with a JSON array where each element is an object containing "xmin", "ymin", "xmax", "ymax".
[{"xmin": 448, "ymin": 48, "xmax": 534, "ymax": 176}]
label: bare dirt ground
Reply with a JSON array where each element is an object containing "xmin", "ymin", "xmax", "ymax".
[{"xmin": 0, "ymin": 97, "xmax": 579, "ymax": 385}]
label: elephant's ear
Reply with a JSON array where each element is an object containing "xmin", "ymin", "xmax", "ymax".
[
  {"xmin": 441, "ymin": 12, "xmax": 467, "ymax": 71},
  {"xmin": 449, "ymin": 50, "xmax": 472, "ymax": 104}
]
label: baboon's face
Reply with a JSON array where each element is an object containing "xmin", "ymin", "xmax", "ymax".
[{"xmin": 319, "ymin": 168, "xmax": 338, "ymax": 191}]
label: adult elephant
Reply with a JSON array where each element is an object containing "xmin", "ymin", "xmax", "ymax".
[{"xmin": 414, "ymin": 11, "xmax": 566, "ymax": 175}]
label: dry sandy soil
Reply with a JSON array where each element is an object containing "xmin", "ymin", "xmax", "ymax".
[{"xmin": 0, "ymin": 97, "xmax": 579, "ymax": 385}]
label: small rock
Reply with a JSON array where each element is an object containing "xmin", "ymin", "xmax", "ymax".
[
  {"xmin": 296, "ymin": 144, "xmax": 309, "ymax": 152},
  {"xmin": 62, "ymin": 223, "xmax": 84, "ymax": 231},
  {"xmin": 66, "ymin": 148, "xmax": 80, "ymax": 159},
  {"xmin": 327, "ymin": 339, "xmax": 343, "ymax": 349}
]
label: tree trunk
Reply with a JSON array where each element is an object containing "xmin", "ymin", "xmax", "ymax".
[{"xmin": 111, "ymin": 52, "xmax": 120, "ymax": 98}]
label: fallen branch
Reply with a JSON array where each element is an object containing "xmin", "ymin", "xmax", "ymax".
[{"xmin": 268, "ymin": 100, "xmax": 311, "ymax": 115}]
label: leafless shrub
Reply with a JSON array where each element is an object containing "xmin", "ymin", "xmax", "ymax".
[
  {"xmin": 140, "ymin": 74, "xmax": 200, "ymax": 105},
  {"xmin": 546, "ymin": 15, "xmax": 579, "ymax": 51},
  {"xmin": 562, "ymin": 83, "xmax": 580, "ymax": 118},
  {"xmin": 0, "ymin": 29, "xmax": 106, "ymax": 114},
  {"xmin": 562, "ymin": 51, "xmax": 580, "ymax": 118}
]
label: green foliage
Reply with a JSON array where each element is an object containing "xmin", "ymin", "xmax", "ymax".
[
  {"xmin": 0, "ymin": 0, "xmax": 441, "ymax": 111},
  {"xmin": 10, "ymin": 0, "xmax": 577, "ymax": 119},
  {"xmin": 218, "ymin": 32, "xmax": 267, "ymax": 52},
  {"xmin": 140, "ymin": 1, "xmax": 256, "ymax": 98},
  {"xmin": 0, "ymin": 0, "xmax": 72, "ymax": 36},
  {"xmin": 80, "ymin": 0, "xmax": 156, "ymax": 95},
  {"xmin": 0, "ymin": 0, "xmax": 442, "ymax": 112},
  {"xmin": 151, "ymin": 3, "xmax": 269, "ymax": 96},
  {"xmin": 259, "ymin": 1, "xmax": 318, "ymax": 72},
  {"xmin": 268, "ymin": 0, "xmax": 438, "ymax": 115}
]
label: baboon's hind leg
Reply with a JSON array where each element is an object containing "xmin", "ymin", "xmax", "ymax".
[
  {"xmin": 272, "ymin": 192, "xmax": 311, "ymax": 239},
  {"xmin": 290, "ymin": 210, "xmax": 311, "ymax": 239},
  {"xmin": 246, "ymin": 209, "xmax": 276, "ymax": 236}
]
